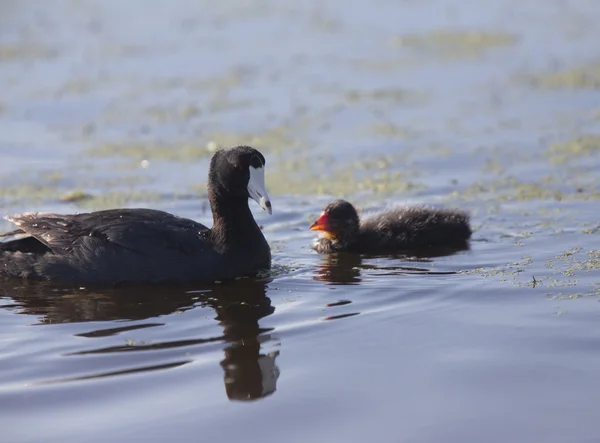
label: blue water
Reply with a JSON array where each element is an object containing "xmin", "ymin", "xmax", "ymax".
[{"xmin": 1, "ymin": 1, "xmax": 600, "ymax": 442}]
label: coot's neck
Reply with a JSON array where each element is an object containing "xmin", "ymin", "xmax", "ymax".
[
  {"xmin": 335, "ymin": 234, "xmax": 359, "ymax": 251},
  {"xmin": 334, "ymin": 222, "xmax": 361, "ymax": 251},
  {"xmin": 209, "ymin": 191, "xmax": 262, "ymax": 247}
]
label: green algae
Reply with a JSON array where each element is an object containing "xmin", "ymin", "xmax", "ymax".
[
  {"xmin": 87, "ymin": 140, "xmax": 215, "ymax": 162},
  {"xmin": 369, "ymin": 123, "xmax": 417, "ymax": 139},
  {"xmin": 39, "ymin": 171, "xmax": 64, "ymax": 184},
  {"xmin": 482, "ymin": 158, "xmax": 506, "ymax": 175},
  {"xmin": 60, "ymin": 190, "xmax": 94, "ymax": 203},
  {"xmin": 100, "ymin": 44, "xmax": 152, "ymax": 60},
  {"xmin": 111, "ymin": 160, "xmax": 154, "ymax": 171},
  {"xmin": 143, "ymin": 104, "xmax": 201, "ymax": 122},
  {"xmin": 542, "ymin": 250, "xmax": 600, "ymax": 299},
  {"xmin": 389, "ymin": 30, "xmax": 517, "ymax": 58},
  {"xmin": 344, "ymin": 88, "xmax": 427, "ymax": 105},
  {"xmin": 519, "ymin": 61, "xmax": 600, "ymax": 89},
  {"xmin": 0, "ymin": 43, "xmax": 57, "ymax": 61},
  {"xmin": 120, "ymin": 70, "xmax": 245, "ymax": 100},
  {"xmin": 256, "ymin": 263, "xmax": 304, "ymax": 279},
  {"xmin": 348, "ymin": 58, "xmax": 414, "ymax": 73},
  {"xmin": 263, "ymin": 155, "xmax": 422, "ymax": 196},
  {"xmin": 582, "ymin": 225, "xmax": 600, "ymax": 234},
  {"xmin": 81, "ymin": 173, "xmax": 154, "ymax": 188},
  {"xmin": 465, "ymin": 256, "xmax": 532, "ymax": 281},
  {"xmin": 55, "ymin": 78, "xmax": 100, "ymax": 96},
  {"xmin": 0, "ymin": 180, "xmax": 66, "ymax": 207},
  {"xmin": 206, "ymin": 97, "xmax": 260, "ymax": 113},
  {"xmin": 71, "ymin": 190, "xmax": 171, "ymax": 210},
  {"xmin": 352, "ymin": 156, "xmax": 398, "ymax": 171},
  {"xmin": 546, "ymin": 249, "xmax": 600, "ymax": 277},
  {"xmin": 0, "ymin": 167, "xmax": 166, "ymax": 211},
  {"xmin": 138, "ymin": 99, "xmax": 259, "ymax": 122},
  {"xmin": 86, "ymin": 127, "xmax": 297, "ymax": 162},
  {"xmin": 452, "ymin": 174, "xmax": 600, "ymax": 203},
  {"xmin": 0, "ymin": 182, "xmax": 173, "ymax": 211},
  {"xmin": 547, "ymin": 135, "xmax": 600, "ymax": 164},
  {"xmin": 468, "ymin": 247, "xmax": 600, "ymax": 302},
  {"xmin": 310, "ymin": 16, "xmax": 342, "ymax": 33}
]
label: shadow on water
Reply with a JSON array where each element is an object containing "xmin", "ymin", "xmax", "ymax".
[
  {"xmin": 0, "ymin": 278, "xmax": 279, "ymax": 402},
  {"xmin": 313, "ymin": 242, "xmax": 470, "ymax": 285}
]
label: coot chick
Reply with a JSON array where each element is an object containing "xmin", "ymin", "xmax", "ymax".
[
  {"xmin": 0, "ymin": 146, "xmax": 273, "ymax": 285},
  {"xmin": 309, "ymin": 199, "xmax": 471, "ymax": 254}
]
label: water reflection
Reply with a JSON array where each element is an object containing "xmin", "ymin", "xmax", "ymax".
[
  {"xmin": 0, "ymin": 278, "xmax": 279, "ymax": 402},
  {"xmin": 313, "ymin": 244, "xmax": 470, "ymax": 285},
  {"xmin": 313, "ymin": 253, "xmax": 363, "ymax": 284},
  {"xmin": 213, "ymin": 282, "xmax": 279, "ymax": 401}
]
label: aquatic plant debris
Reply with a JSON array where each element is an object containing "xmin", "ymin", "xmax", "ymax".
[
  {"xmin": 389, "ymin": 30, "xmax": 517, "ymax": 58},
  {"xmin": 547, "ymin": 135, "xmax": 600, "ymax": 164},
  {"xmin": 519, "ymin": 61, "xmax": 600, "ymax": 90},
  {"xmin": 467, "ymin": 248, "xmax": 600, "ymax": 300}
]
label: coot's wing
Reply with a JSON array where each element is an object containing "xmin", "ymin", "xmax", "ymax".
[
  {"xmin": 4, "ymin": 208, "xmax": 211, "ymax": 256},
  {"xmin": 2, "ymin": 209, "xmax": 217, "ymax": 283},
  {"xmin": 359, "ymin": 207, "xmax": 471, "ymax": 250},
  {"xmin": 0, "ymin": 228, "xmax": 30, "ymax": 241}
]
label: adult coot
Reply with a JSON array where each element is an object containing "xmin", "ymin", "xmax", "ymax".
[
  {"xmin": 309, "ymin": 199, "xmax": 471, "ymax": 254},
  {"xmin": 0, "ymin": 146, "xmax": 272, "ymax": 285}
]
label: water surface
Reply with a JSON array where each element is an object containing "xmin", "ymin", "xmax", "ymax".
[{"xmin": 1, "ymin": 1, "xmax": 600, "ymax": 442}]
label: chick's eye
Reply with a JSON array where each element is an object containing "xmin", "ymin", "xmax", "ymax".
[{"xmin": 250, "ymin": 154, "xmax": 263, "ymax": 169}]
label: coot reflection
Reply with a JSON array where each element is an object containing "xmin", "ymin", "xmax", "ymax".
[{"xmin": 0, "ymin": 277, "xmax": 279, "ymax": 401}]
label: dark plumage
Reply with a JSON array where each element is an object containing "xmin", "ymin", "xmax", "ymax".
[
  {"xmin": 310, "ymin": 199, "xmax": 472, "ymax": 254},
  {"xmin": 0, "ymin": 146, "xmax": 272, "ymax": 285}
]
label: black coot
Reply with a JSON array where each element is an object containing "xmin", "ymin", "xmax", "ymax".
[
  {"xmin": 0, "ymin": 146, "xmax": 272, "ymax": 285},
  {"xmin": 309, "ymin": 199, "xmax": 472, "ymax": 254}
]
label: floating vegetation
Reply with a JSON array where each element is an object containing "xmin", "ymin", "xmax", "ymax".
[
  {"xmin": 206, "ymin": 97, "xmax": 259, "ymax": 113},
  {"xmin": 310, "ymin": 16, "xmax": 342, "ymax": 33},
  {"xmin": 482, "ymin": 158, "xmax": 506, "ymax": 175},
  {"xmin": 0, "ymin": 182, "xmax": 62, "ymax": 206},
  {"xmin": 369, "ymin": 123, "xmax": 417, "ymax": 139},
  {"xmin": 582, "ymin": 225, "xmax": 600, "ymax": 234},
  {"xmin": 389, "ymin": 30, "xmax": 517, "ymax": 58},
  {"xmin": 518, "ymin": 61, "xmax": 600, "ymax": 90},
  {"xmin": 143, "ymin": 104, "xmax": 202, "ymax": 122},
  {"xmin": 547, "ymin": 135, "xmax": 600, "ymax": 164},
  {"xmin": 348, "ymin": 58, "xmax": 414, "ymax": 73},
  {"xmin": 0, "ymin": 171, "xmax": 170, "ymax": 210},
  {"xmin": 466, "ymin": 256, "xmax": 533, "ymax": 281},
  {"xmin": 344, "ymin": 88, "xmax": 427, "ymax": 105},
  {"xmin": 263, "ymin": 155, "xmax": 422, "ymax": 196},
  {"xmin": 73, "ymin": 190, "xmax": 172, "ymax": 210},
  {"xmin": 86, "ymin": 128, "xmax": 297, "ymax": 161},
  {"xmin": 0, "ymin": 43, "xmax": 57, "ymax": 61},
  {"xmin": 119, "ymin": 69, "xmax": 247, "ymax": 100},
  {"xmin": 549, "ymin": 285, "xmax": 600, "ymax": 301},
  {"xmin": 546, "ymin": 248, "xmax": 600, "ymax": 277},
  {"xmin": 100, "ymin": 44, "xmax": 152, "ymax": 60},
  {"xmin": 55, "ymin": 78, "xmax": 99, "ymax": 96},
  {"xmin": 60, "ymin": 190, "xmax": 94, "ymax": 203},
  {"xmin": 87, "ymin": 140, "xmax": 216, "ymax": 162},
  {"xmin": 468, "ymin": 247, "xmax": 600, "ymax": 301},
  {"xmin": 452, "ymin": 175, "xmax": 600, "ymax": 203},
  {"xmin": 256, "ymin": 262, "xmax": 304, "ymax": 279},
  {"xmin": 454, "ymin": 178, "xmax": 560, "ymax": 202}
]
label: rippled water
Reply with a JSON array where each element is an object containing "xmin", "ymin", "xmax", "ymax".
[{"xmin": 2, "ymin": 1, "xmax": 600, "ymax": 442}]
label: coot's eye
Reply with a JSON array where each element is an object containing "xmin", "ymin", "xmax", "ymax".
[{"xmin": 250, "ymin": 154, "xmax": 263, "ymax": 169}]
